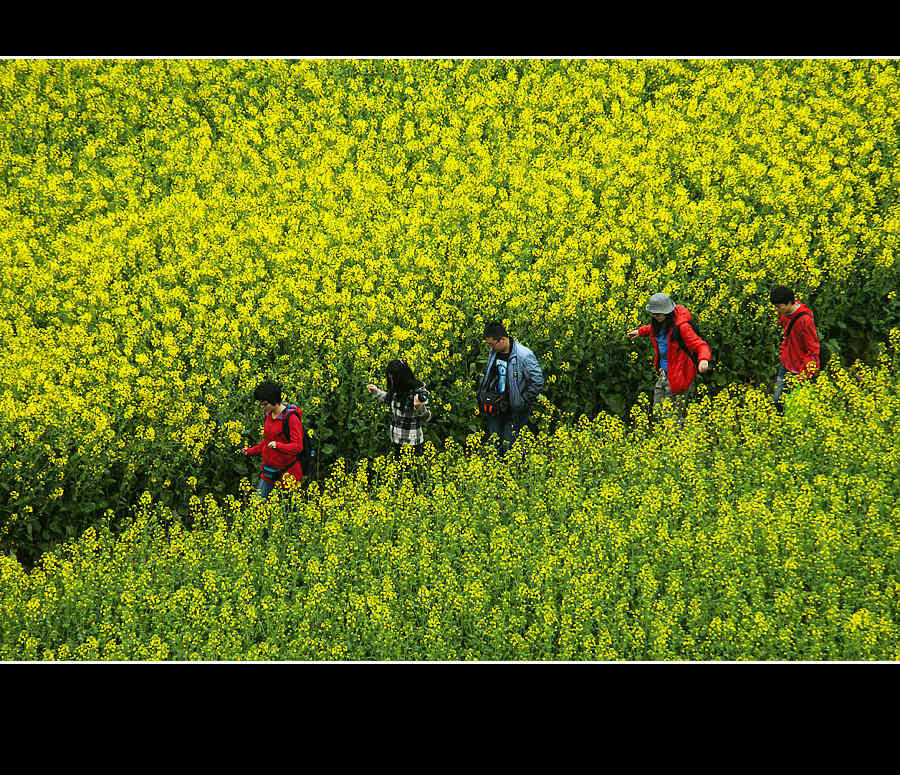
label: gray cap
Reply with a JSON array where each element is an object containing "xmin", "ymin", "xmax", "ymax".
[{"xmin": 645, "ymin": 293, "xmax": 675, "ymax": 315}]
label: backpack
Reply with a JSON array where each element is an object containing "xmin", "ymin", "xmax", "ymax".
[
  {"xmin": 477, "ymin": 360, "xmax": 510, "ymax": 416},
  {"xmin": 477, "ymin": 388, "xmax": 509, "ymax": 416},
  {"xmin": 280, "ymin": 404, "xmax": 317, "ymax": 478}
]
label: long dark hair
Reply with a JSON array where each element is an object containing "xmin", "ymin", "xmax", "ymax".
[
  {"xmin": 385, "ymin": 359, "xmax": 418, "ymax": 405},
  {"xmin": 650, "ymin": 311, "xmax": 676, "ymax": 336}
]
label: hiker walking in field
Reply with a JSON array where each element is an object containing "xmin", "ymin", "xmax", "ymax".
[
  {"xmin": 367, "ymin": 359, "xmax": 432, "ymax": 459},
  {"xmin": 627, "ymin": 293, "xmax": 711, "ymax": 417},
  {"xmin": 242, "ymin": 381, "xmax": 306, "ymax": 499},
  {"xmin": 477, "ymin": 321, "xmax": 545, "ymax": 455},
  {"xmin": 770, "ymin": 285, "xmax": 820, "ymax": 413}
]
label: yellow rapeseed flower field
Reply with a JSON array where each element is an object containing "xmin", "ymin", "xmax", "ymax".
[
  {"xmin": 1, "ymin": 60, "xmax": 898, "ymax": 658},
  {"xmin": 2, "ymin": 59, "xmax": 897, "ymax": 560},
  {"xmin": 1, "ymin": 350, "xmax": 898, "ymax": 659}
]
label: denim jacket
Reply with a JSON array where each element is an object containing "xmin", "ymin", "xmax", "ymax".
[{"xmin": 479, "ymin": 340, "xmax": 545, "ymax": 412}]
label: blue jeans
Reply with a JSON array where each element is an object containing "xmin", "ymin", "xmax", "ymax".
[
  {"xmin": 255, "ymin": 476, "xmax": 301, "ymax": 515},
  {"xmin": 773, "ymin": 364, "xmax": 792, "ymax": 410},
  {"xmin": 256, "ymin": 476, "xmax": 277, "ymax": 500},
  {"xmin": 485, "ymin": 409, "xmax": 529, "ymax": 456}
]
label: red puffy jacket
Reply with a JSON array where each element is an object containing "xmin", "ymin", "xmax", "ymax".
[
  {"xmin": 245, "ymin": 406, "xmax": 304, "ymax": 486},
  {"xmin": 638, "ymin": 305, "xmax": 712, "ymax": 394}
]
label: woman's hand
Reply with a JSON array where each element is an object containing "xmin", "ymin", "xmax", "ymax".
[{"xmin": 366, "ymin": 384, "xmax": 379, "ymax": 394}]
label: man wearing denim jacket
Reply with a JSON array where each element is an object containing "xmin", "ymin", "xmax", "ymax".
[{"xmin": 478, "ymin": 321, "xmax": 545, "ymax": 455}]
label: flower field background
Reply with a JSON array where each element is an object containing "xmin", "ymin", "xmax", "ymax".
[{"xmin": 1, "ymin": 59, "xmax": 899, "ymax": 658}]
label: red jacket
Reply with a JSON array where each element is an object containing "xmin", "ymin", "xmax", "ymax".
[
  {"xmin": 638, "ymin": 305, "xmax": 712, "ymax": 394},
  {"xmin": 779, "ymin": 303, "xmax": 820, "ymax": 378},
  {"xmin": 245, "ymin": 406, "xmax": 304, "ymax": 486}
]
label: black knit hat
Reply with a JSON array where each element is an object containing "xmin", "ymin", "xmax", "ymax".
[{"xmin": 253, "ymin": 381, "xmax": 282, "ymax": 405}]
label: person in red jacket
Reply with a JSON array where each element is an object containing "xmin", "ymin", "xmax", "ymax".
[
  {"xmin": 242, "ymin": 381, "xmax": 304, "ymax": 499},
  {"xmin": 770, "ymin": 286, "xmax": 820, "ymax": 412},
  {"xmin": 627, "ymin": 293, "xmax": 711, "ymax": 417}
]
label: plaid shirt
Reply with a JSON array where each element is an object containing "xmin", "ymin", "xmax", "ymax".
[{"xmin": 373, "ymin": 386, "xmax": 431, "ymax": 445}]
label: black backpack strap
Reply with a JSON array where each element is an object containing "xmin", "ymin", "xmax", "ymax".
[
  {"xmin": 281, "ymin": 405, "xmax": 299, "ymax": 442},
  {"xmin": 284, "ymin": 407, "xmax": 312, "ymax": 456},
  {"xmin": 671, "ymin": 321, "xmax": 699, "ymax": 366},
  {"xmin": 784, "ymin": 310, "xmax": 810, "ymax": 341}
]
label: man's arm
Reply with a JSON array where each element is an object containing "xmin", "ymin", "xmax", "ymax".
[
  {"xmin": 796, "ymin": 318, "xmax": 821, "ymax": 379},
  {"xmin": 521, "ymin": 352, "xmax": 545, "ymax": 403}
]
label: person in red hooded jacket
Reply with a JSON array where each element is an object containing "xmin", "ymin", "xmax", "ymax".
[
  {"xmin": 770, "ymin": 285, "xmax": 820, "ymax": 413},
  {"xmin": 242, "ymin": 381, "xmax": 304, "ymax": 500},
  {"xmin": 628, "ymin": 293, "xmax": 712, "ymax": 417}
]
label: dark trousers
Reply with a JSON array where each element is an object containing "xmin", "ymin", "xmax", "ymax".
[
  {"xmin": 485, "ymin": 409, "xmax": 529, "ymax": 456},
  {"xmin": 391, "ymin": 442, "xmax": 425, "ymax": 493},
  {"xmin": 392, "ymin": 442, "xmax": 424, "ymax": 459}
]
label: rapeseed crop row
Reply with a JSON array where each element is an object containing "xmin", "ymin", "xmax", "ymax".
[
  {"xmin": 1, "ymin": 59, "xmax": 899, "ymax": 567},
  {"xmin": 1, "ymin": 354, "xmax": 898, "ymax": 660}
]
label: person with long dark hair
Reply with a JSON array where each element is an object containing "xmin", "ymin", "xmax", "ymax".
[
  {"xmin": 627, "ymin": 293, "xmax": 711, "ymax": 417},
  {"xmin": 366, "ymin": 359, "xmax": 431, "ymax": 458}
]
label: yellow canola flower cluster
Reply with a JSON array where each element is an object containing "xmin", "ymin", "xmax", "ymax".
[
  {"xmin": 1, "ymin": 59, "xmax": 898, "ymax": 562},
  {"xmin": 1, "ymin": 358, "xmax": 898, "ymax": 660}
]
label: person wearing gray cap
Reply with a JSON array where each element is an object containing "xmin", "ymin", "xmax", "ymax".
[{"xmin": 627, "ymin": 293, "xmax": 711, "ymax": 417}]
